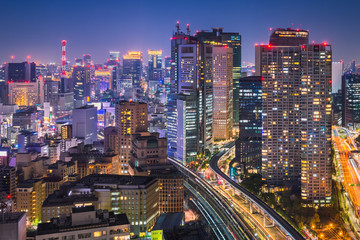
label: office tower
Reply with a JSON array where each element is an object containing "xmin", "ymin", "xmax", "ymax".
[
  {"xmin": 110, "ymin": 51, "xmax": 120, "ymax": 61},
  {"xmin": 342, "ymin": 73, "xmax": 360, "ymax": 128},
  {"xmin": 13, "ymin": 108, "xmax": 38, "ymax": 131},
  {"xmin": 0, "ymin": 166, "xmax": 16, "ymax": 199},
  {"xmin": 95, "ymin": 68, "xmax": 112, "ymax": 93},
  {"xmin": 73, "ymin": 174, "xmax": 159, "ymax": 236},
  {"xmin": 16, "ymin": 178, "xmax": 45, "ymax": 224},
  {"xmin": 332, "ymin": 61, "xmax": 344, "ymax": 93},
  {"xmin": 37, "ymin": 206, "xmax": 130, "ymax": 240},
  {"xmin": 61, "ymin": 124, "xmax": 72, "ymax": 139},
  {"xmin": 83, "ymin": 54, "xmax": 92, "ymax": 66},
  {"xmin": 235, "ymin": 76, "xmax": 262, "ymax": 173},
  {"xmin": 106, "ymin": 51, "xmax": 121, "ymax": 93},
  {"xmin": 5, "ymin": 62, "xmax": 36, "ymax": 82},
  {"xmin": 129, "ymin": 132, "xmax": 167, "ymax": 174},
  {"xmin": 72, "ymin": 105, "xmax": 98, "ymax": 145},
  {"xmin": 75, "ymin": 58, "xmax": 83, "ymax": 66},
  {"xmin": 0, "ymin": 212, "xmax": 26, "ymax": 240},
  {"xmin": 148, "ymin": 50, "xmax": 162, "ymax": 92},
  {"xmin": 115, "ymin": 101, "xmax": 148, "ymax": 174},
  {"xmin": 43, "ymin": 79, "xmax": 59, "ymax": 106},
  {"xmin": 196, "ymin": 28, "xmax": 241, "ymax": 126},
  {"xmin": 8, "ymin": 78, "xmax": 44, "ymax": 106},
  {"xmin": 123, "ymin": 51, "xmax": 142, "ymax": 88},
  {"xmin": 256, "ymin": 28, "xmax": 332, "ymax": 206},
  {"xmin": 167, "ymin": 23, "xmax": 214, "ymax": 163},
  {"xmin": 164, "ymin": 56, "xmax": 171, "ymax": 79},
  {"xmin": 332, "ymin": 89, "xmax": 342, "ymax": 125},
  {"xmin": 72, "ymin": 66, "xmax": 91, "ymax": 105},
  {"xmin": 104, "ymin": 126, "xmax": 119, "ymax": 154},
  {"xmin": 212, "ymin": 46, "xmax": 233, "ymax": 140}
]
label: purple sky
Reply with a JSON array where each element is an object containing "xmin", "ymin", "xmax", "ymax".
[{"xmin": 1, "ymin": 0, "xmax": 359, "ymax": 67}]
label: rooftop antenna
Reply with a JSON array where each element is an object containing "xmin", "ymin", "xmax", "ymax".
[
  {"xmin": 186, "ymin": 24, "xmax": 190, "ymax": 35},
  {"xmin": 176, "ymin": 21, "xmax": 180, "ymax": 34}
]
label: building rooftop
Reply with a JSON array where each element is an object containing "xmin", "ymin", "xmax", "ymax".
[
  {"xmin": 36, "ymin": 208, "xmax": 129, "ymax": 236},
  {"xmin": 0, "ymin": 212, "xmax": 26, "ymax": 224},
  {"xmin": 74, "ymin": 104, "xmax": 95, "ymax": 110},
  {"xmin": 42, "ymin": 193, "xmax": 98, "ymax": 207},
  {"xmin": 152, "ymin": 212, "xmax": 185, "ymax": 231},
  {"xmin": 77, "ymin": 174, "xmax": 157, "ymax": 188}
]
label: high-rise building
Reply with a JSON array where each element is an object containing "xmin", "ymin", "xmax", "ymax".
[
  {"xmin": 5, "ymin": 62, "xmax": 36, "ymax": 82},
  {"xmin": 256, "ymin": 28, "xmax": 332, "ymax": 207},
  {"xmin": 72, "ymin": 105, "xmax": 98, "ymax": 145},
  {"xmin": 115, "ymin": 101, "xmax": 148, "ymax": 174},
  {"xmin": 148, "ymin": 50, "xmax": 162, "ymax": 93},
  {"xmin": 235, "ymin": 76, "xmax": 262, "ymax": 173},
  {"xmin": 332, "ymin": 61, "xmax": 344, "ymax": 93},
  {"xmin": 8, "ymin": 79, "xmax": 44, "ymax": 106},
  {"xmin": 72, "ymin": 66, "xmax": 91, "ymax": 105},
  {"xmin": 110, "ymin": 51, "xmax": 120, "ymax": 61},
  {"xmin": 342, "ymin": 73, "xmax": 360, "ymax": 128},
  {"xmin": 196, "ymin": 28, "xmax": 241, "ymax": 126},
  {"xmin": 83, "ymin": 54, "xmax": 92, "ymax": 66},
  {"xmin": 212, "ymin": 46, "xmax": 233, "ymax": 140},
  {"xmin": 167, "ymin": 24, "xmax": 215, "ymax": 164},
  {"xmin": 0, "ymin": 166, "xmax": 16, "ymax": 199},
  {"xmin": 123, "ymin": 51, "xmax": 142, "ymax": 88}
]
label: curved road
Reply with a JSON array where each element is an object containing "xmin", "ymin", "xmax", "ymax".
[{"xmin": 209, "ymin": 142, "xmax": 305, "ymax": 240}]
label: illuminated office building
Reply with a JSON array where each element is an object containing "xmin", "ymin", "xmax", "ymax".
[
  {"xmin": 72, "ymin": 66, "xmax": 91, "ymax": 106},
  {"xmin": 95, "ymin": 68, "xmax": 112, "ymax": 93},
  {"xmin": 123, "ymin": 51, "xmax": 142, "ymax": 88},
  {"xmin": 212, "ymin": 46, "xmax": 233, "ymax": 140},
  {"xmin": 115, "ymin": 101, "xmax": 148, "ymax": 174},
  {"xmin": 235, "ymin": 76, "xmax": 262, "ymax": 173},
  {"xmin": 196, "ymin": 28, "xmax": 241, "ymax": 126},
  {"xmin": 16, "ymin": 178, "xmax": 45, "ymax": 224},
  {"xmin": 256, "ymin": 28, "xmax": 332, "ymax": 206},
  {"xmin": 148, "ymin": 50, "xmax": 162, "ymax": 93},
  {"xmin": 8, "ymin": 79, "xmax": 44, "ymax": 106},
  {"xmin": 110, "ymin": 51, "xmax": 120, "ymax": 61},
  {"xmin": 342, "ymin": 73, "xmax": 360, "ymax": 128}
]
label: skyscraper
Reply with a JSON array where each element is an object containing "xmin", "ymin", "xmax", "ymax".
[
  {"xmin": 122, "ymin": 51, "xmax": 143, "ymax": 89},
  {"xmin": 72, "ymin": 105, "xmax": 98, "ymax": 145},
  {"xmin": 235, "ymin": 76, "xmax": 262, "ymax": 173},
  {"xmin": 5, "ymin": 62, "xmax": 36, "ymax": 82},
  {"xmin": 72, "ymin": 66, "xmax": 91, "ymax": 106},
  {"xmin": 256, "ymin": 28, "xmax": 332, "ymax": 206},
  {"xmin": 212, "ymin": 46, "xmax": 233, "ymax": 140},
  {"xmin": 115, "ymin": 101, "xmax": 148, "ymax": 174},
  {"xmin": 342, "ymin": 73, "xmax": 360, "ymax": 128},
  {"xmin": 83, "ymin": 54, "xmax": 92, "ymax": 66},
  {"xmin": 148, "ymin": 50, "xmax": 162, "ymax": 93},
  {"xmin": 196, "ymin": 28, "xmax": 241, "ymax": 126}
]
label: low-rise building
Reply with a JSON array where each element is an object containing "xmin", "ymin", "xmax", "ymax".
[{"xmin": 36, "ymin": 206, "xmax": 130, "ymax": 240}]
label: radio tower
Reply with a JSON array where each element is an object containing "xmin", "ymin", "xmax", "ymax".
[{"xmin": 61, "ymin": 40, "xmax": 67, "ymax": 76}]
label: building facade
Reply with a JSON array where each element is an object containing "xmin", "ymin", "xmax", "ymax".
[
  {"xmin": 256, "ymin": 28, "xmax": 332, "ymax": 206},
  {"xmin": 72, "ymin": 105, "xmax": 98, "ymax": 145},
  {"xmin": 115, "ymin": 101, "xmax": 148, "ymax": 174},
  {"xmin": 235, "ymin": 76, "xmax": 262, "ymax": 173}
]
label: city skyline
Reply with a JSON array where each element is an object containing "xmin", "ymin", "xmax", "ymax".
[{"xmin": 1, "ymin": 0, "xmax": 360, "ymax": 65}]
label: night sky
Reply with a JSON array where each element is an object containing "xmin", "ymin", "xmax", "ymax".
[{"xmin": 1, "ymin": 0, "xmax": 359, "ymax": 66}]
